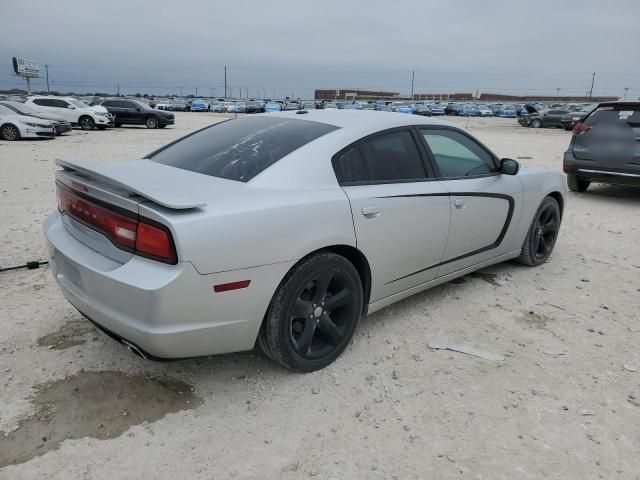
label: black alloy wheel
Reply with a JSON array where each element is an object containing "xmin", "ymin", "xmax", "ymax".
[
  {"xmin": 258, "ymin": 252, "xmax": 363, "ymax": 371},
  {"xmin": 517, "ymin": 196, "xmax": 561, "ymax": 266}
]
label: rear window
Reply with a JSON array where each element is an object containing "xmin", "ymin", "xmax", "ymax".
[
  {"xmin": 148, "ymin": 116, "xmax": 338, "ymax": 182},
  {"xmin": 586, "ymin": 105, "xmax": 640, "ymax": 127}
]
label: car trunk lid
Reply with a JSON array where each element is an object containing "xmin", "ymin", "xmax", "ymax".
[{"xmin": 54, "ymin": 159, "xmax": 239, "ymax": 263}]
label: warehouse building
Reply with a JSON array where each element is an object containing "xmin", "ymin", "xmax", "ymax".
[{"xmin": 315, "ymin": 89, "xmax": 399, "ymax": 101}]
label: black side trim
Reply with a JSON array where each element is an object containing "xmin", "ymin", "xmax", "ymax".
[{"xmin": 385, "ymin": 192, "xmax": 515, "ymax": 284}]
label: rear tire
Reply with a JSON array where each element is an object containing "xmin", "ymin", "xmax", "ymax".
[
  {"xmin": 567, "ymin": 174, "xmax": 590, "ymax": 192},
  {"xmin": 0, "ymin": 123, "xmax": 20, "ymax": 141},
  {"xmin": 517, "ymin": 196, "xmax": 561, "ymax": 267},
  {"xmin": 78, "ymin": 116, "xmax": 95, "ymax": 130},
  {"xmin": 258, "ymin": 252, "xmax": 363, "ymax": 372}
]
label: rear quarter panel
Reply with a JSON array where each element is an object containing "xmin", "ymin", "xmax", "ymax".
[{"xmin": 514, "ymin": 168, "xmax": 567, "ymax": 247}]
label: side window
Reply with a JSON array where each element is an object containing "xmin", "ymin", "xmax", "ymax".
[
  {"xmin": 101, "ymin": 100, "xmax": 115, "ymax": 107},
  {"xmin": 334, "ymin": 147, "xmax": 369, "ymax": 183},
  {"xmin": 124, "ymin": 101, "xmax": 139, "ymax": 109},
  {"xmin": 360, "ymin": 130, "xmax": 426, "ymax": 182},
  {"xmin": 33, "ymin": 99, "xmax": 51, "ymax": 106},
  {"xmin": 54, "ymin": 99, "xmax": 71, "ymax": 108},
  {"xmin": 421, "ymin": 129, "xmax": 497, "ymax": 178}
]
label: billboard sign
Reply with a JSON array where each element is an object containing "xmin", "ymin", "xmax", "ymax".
[{"xmin": 12, "ymin": 57, "xmax": 40, "ymax": 77}]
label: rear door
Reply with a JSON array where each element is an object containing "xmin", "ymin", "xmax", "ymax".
[
  {"xmin": 572, "ymin": 104, "xmax": 640, "ymax": 173},
  {"xmin": 418, "ymin": 126, "xmax": 522, "ymax": 277},
  {"xmin": 334, "ymin": 128, "xmax": 451, "ymax": 302},
  {"xmin": 121, "ymin": 100, "xmax": 144, "ymax": 124}
]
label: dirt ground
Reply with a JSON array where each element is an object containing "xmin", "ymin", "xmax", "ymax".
[{"xmin": 1, "ymin": 113, "xmax": 639, "ymax": 480}]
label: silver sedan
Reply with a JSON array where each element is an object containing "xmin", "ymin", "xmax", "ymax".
[{"xmin": 44, "ymin": 111, "xmax": 566, "ymax": 371}]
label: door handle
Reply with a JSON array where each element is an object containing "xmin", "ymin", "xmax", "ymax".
[
  {"xmin": 454, "ymin": 198, "xmax": 467, "ymax": 209},
  {"xmin": 362, "ymin": 206, "xmax": 382, "ymax": 218}
]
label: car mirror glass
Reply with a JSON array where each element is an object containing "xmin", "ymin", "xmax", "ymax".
[{"xmin": 500, "ymin": 158, "xmax": 519, "ymax": 175}]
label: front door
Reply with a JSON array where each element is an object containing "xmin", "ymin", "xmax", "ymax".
[
  {"xmin": 418, "ymin": 127, "xmax": 523, "ymax": 276},
  {"xmin": 333, "ymin": 128, "xmax": 451, "ymax": 302}
]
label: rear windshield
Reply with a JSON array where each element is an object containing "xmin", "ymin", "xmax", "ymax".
[
  {"xmin": 586, "ymin": 105, "xmax": 640, "ymax": 128},
  {"xmin": 148, "ymin": 116, "xmax": 338, "ymax": 182}
]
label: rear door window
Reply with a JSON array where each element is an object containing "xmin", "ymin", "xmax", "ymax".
[
  {"xmin": 148, "ymin": 116, "xmax": 338, "ymax": 182},
  {"xmin": 333, "ymin": 130, "xmax": 428, "ymax": 184}
]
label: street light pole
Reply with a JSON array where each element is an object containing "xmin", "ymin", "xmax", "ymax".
[
  {"xmin": 623, "ymin": 87, "xmax": 629, "ymax": 100},
  {"xmin": 224, "ymin": 66, "xmax": 227, "ymax": 99},
  {"xmin": 45, "ymin": 64, "xmax": 50, "ymax": 93},
  {"xmin": 588, "ymin": 72, "xmax": 596, "ymax": 100},
  {"xmin": 411, "ymin": 70, "xmax": 415, "ymax": 100}
]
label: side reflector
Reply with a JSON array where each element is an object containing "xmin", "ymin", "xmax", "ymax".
[{"xmin": 214, "ymin": 280, "xmax": 251, "ymax": 293}]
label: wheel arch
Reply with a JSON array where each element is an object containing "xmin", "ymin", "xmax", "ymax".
[{"xmin": 546, "ymin": 190, "xmax": 564, "ymax": 218}]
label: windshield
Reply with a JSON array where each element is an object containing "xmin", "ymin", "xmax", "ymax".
[
  {"xmin": 148, "ymin": 116, "xmax": 339, "ymax": 182},
  {"xmin": 69, "ymin": 99, "xmax": 90, "ymax": 108}
]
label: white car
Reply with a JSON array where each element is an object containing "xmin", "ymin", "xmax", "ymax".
[
  {"xmin": 474, "ymin": 105, "xmax": 494, "ymax": 117},
  {"xmin": 25, "ymin": 96, "xmax": 113, "ymax": 130},
  {"xmin": 0, "ymin": 105, "xmax": 56, "ymax": 140},
  {"xmin": 44, "ymin": 111, "xmax": 566, "ymax": 371}
]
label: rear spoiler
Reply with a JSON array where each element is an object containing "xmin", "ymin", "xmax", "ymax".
[{"xmin": 56, "ymin": 159, "xmax": 207, "ymax": 209}]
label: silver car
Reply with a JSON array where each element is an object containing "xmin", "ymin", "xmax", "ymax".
[{"xmin": 44, "ymin": 111, "xmax": 566, "ymax": 371}]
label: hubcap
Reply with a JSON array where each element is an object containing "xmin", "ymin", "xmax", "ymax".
[{"xmin": 289, "ymin": 269, "xmax": 356, "ymax": 360}]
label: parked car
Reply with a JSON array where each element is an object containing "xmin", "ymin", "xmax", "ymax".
[
  {"xmin": 323, "ymin": 102, "xmax": 339, "ymax": 109},
  {"xmin": 93, "ymin": 99, "xmax": 175, "ymax": 129},
  {"xmin": 342, "ymin": 102, "xmax": 364, "ymax": 110},
  {"xmin": 0, "ymin": 101, "xmax": 72, "ymax": 135},
  {"xmin": 284, "ymin": 102, "xmax": 301, "ymax": 111},
  {"xmin": 518, "ymin": 107, "xmax": 570, "ymax": 128},
  {"xmin": 44, "ymin": 110, "xmax": 565, "ymax": 371},
  {"xmin": 25, "ymin": 96, "xmax": 113, "ymax": 130},
  {"xmin": 445, "ymin": 103, "xmax": 461, "ymax": 115},
  {"xmin": 301, "ymin": 101, "xmax": 317, "ymax": 110},
  {"xmin": 497, "ymin": 105, "xmax": 518, "ymax": 118},
  {"xmin": 190, "ymin": 99, "xmax": 209, "ymax": 112},
  {"xmin": 427, "ymin": 104, "xmax": 445, "ymax": 116},
  {"xmin": 459, "ymin": 104, "xmax": 475, "ymax": 117},
  {"xmin": 394, "ymin": 104, "xmax": 414, "ymax": 114},
  {"xmin": 474, "ymin": 104, "xmax": 493, "ymax": 117},
  {"xmin": 563, "ymin": 102, "xmax": 640, "ymax": 192},
  {"xmin": 265, "ymin": 102, "xmax": 282, "ymax": 112},
  {"xmin": 560, "ymin": 108, "xmax": 593, "ymax": 130},
  {"xmin": 246, "ymin": 101, "xmax": 265, "ymax": 113},
  {"xmin": 413, "ymin": 104, "xmax": 432, "ymax": 116},
  {"xmin": 0, "ymin": 105, "xmax": 56, "ymax": 140}
]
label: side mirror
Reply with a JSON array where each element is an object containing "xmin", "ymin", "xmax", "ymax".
[
  {"xmin": 500, "ymin": 158, "xmax": 519, "ymax": 175},
  {"xmin": 67, "ymin": 105, "xmax": 75, "ymax": 109},
  {"xmin": 136, "ymin": 107, "xmax": 141, "ymax": 111}
]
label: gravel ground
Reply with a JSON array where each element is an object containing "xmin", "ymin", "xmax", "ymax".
[{"xmin": 1, "ymin": 113, "xmax": 639, "ymax": 480}]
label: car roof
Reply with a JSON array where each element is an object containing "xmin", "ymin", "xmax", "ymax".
[
  {"xmin": 265, "ymin": 109, "xmax": 456, "ymax": 133},
  {"xmin": 597, "ymin": 101, "xmax": 640, "ymax": 108}
]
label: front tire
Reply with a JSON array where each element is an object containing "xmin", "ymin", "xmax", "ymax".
[
  {"xmin": 530, "ymin": 118, "xmax": 542, "ymax": 128},
  {"xmin": 145, "ymin": 116, "xmax": 158, "ymax": 129},
  {"xmin": 517, "ymin": 196, "xmax": 561, "ymax": 266},
  {"xmin": 0, "ymin": 123, "xmax": 20, "ymax": 141},
  {"xmin": 78, "ymin": 116, "xmax": 95, "ymax": 130},
  {"xmin": 258, "ymin": 252, "xmax": 363, "ymax": 372},
  {"xmin": 567, "ymin": 174, "xmax": 590, "ymax": 192}
]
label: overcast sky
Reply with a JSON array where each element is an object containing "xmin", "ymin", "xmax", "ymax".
[{"xmin": 1, "ymin": 0, "xmax": 638, "ymax": 99}]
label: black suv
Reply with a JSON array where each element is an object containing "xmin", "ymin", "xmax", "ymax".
[
  {"xmin": 563, "ymin": 102, "xmax": 640, "ymax": 192},
  {"xmin": 94, "ymin": 99, "xmax": 174, "ymax": 129}
]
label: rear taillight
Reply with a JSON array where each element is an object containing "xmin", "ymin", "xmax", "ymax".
[
  {"xmin": 56, "ymin": 182, "xmax": 177, "ymax": 264},
  {"xmin": 572, "ymin": 123, "xmax": 591, "ymax": 135}
]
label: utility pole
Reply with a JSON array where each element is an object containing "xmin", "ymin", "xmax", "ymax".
[
  {"xmin": 224, "ymin": 66, "xmax": 227, "ymax": 99},
  {"xmin": 179, "ymin": 87, "xmax": 183, "ymax": 97},
  {"xmin": 117, "ymin": 83, "xmax": 120, "ymax": 96},
  {"xmin": 411, "ymin": 70, "xmax": 415, "ymax": 100},
  {"xmin": 195, "ymin": 86, "xmax": 198, "ymax": 97},
  {"xmin": 623, "ymin": 87, "xmax": 629, "ymax": 100},
  {"xmin": 588, "ymin": 72, "xmax": 596, "ymax": 100},
  {"xmin": 556, "ymin": 87, "xmax": 561, "ymax": 97},
  {"xmin": 45, "ymin": 64, "xmax": 50, "ymax": 92}
]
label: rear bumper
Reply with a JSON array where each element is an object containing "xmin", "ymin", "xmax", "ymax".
[
  {"xmin": 563, "ymin": 151, "xmax": 640, "ymax": 186},
  {"xmin": 43, "ymin": 211, "xmax": 291, "ymax": 359}
]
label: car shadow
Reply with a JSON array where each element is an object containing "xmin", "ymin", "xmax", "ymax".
[{"xmin": 572, "ymin": 183, "xmax": 640, "ymax": 203}]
